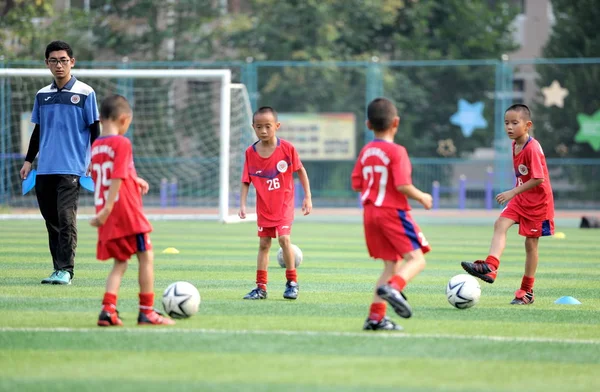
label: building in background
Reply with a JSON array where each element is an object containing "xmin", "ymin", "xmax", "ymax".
[{"xmin": 509, "ymin": 0, "xmax": 555, "ymax": 104}]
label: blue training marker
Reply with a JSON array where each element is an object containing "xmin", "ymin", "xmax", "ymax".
[
  {"xmin": 21, "ymin": 169, "xmax": 37, "ymax": 195},
  {"xmin": 79, "ymin": 176, "xmax": 95, "ymax": 192},
  {"xmin": 554, "ymin": 296, "xmax": 582, "ymax": 305}
]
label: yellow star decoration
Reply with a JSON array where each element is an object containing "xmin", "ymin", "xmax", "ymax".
[
  {"xmin": 541, "ymin": 80, "xmax": 569, "ymax": 108},
  {"xmin": 437, "ymin": 139, "xmax": 456, "ymax": 157}
]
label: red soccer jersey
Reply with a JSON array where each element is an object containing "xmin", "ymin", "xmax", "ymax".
[
  {"xmin": 351, "ymin": 139, "xmax": 412, "ymax": 210},
  {"xmin": 241, "ymin": 138, "xmax": 303, "ymax": 227},
  {"xmin": 91, "ymin": 135, "xmax": 152, "ymax": 241},
  {"xmin": 510, "ymin": 137, "xmax": 554, "ymax": 221}
]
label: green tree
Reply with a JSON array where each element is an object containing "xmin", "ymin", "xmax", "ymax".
[
  {"xmin": 534, "ymin": 0, "xmax": 600, "ymax": 158},
  {"xmin": 533, "ymin": 0, "xmax": 600, "ymax": 201},
  {"xmin": 213, "ymin": 0, "xmax": 518, "ymax": 197},
  {"xmin": 0, "ymin": 0, "xmax": 53, "ymax": 60},
  {"xmin": 216, "ymin": 0, "xmax": 518, "ymax": 158},
  {"xmin": 93, "ymin": 0, "xmax": 218, "ymax": 61},
  {"xmin": 382, "ymin": 0, "xmax": 518, "ymax": 157}
]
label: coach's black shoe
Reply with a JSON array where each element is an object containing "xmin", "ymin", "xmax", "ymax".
[
  {"xmin": 376, "ymin": 285, "xmax": 412, "ymax": 318},
  {"xmin": 283, "ymin": 281, "xmax": 299, "ymax": 300},
  {"xmin": 461, "ymin": 260, "xmax": 497, "ymax": 284},
  {"xmin": 243, "ymin": 287, "xmax": 267, "ymax": 300},
  {"xmin": 363, "ymin": 316, "xmax": 403, "ymax": 331}
]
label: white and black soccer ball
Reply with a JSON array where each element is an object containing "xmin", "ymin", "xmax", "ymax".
[
  {"xmin": 277, "ymin": 244, "xmax": 303, "ymax": 268},
  {"xmin": 162, "ymin": 281, "xmax": 201, "ymax": 319},
  {"xmin": 446, "ymin": 274, "xmax": 481, "ymax": 309}
]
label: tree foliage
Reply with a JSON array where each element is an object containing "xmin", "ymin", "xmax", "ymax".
[
  {"xmin": 534, "ymin": 0, "xmax": 600, "ymax": 159},
  {"xmin": 533, "ymin": 0, "xmax": 600, "ymax": 199},
  {"xmin": 216, "ymin": 0, "xmax": 518, "ymax": 157}
]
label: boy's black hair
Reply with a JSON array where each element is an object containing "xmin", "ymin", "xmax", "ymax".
[
  {"xmin": 100, "ymin": 94, "xmax": 132, "ymax": 121},
  {"xmin": 45, "ymin": 41, "xmax": 73, "ymax": 59},
  {"xmin": 253, "ymin": 106, "xmax": 278, "ymax": 122},
  {"xmin": 367, "ymin": 98, "xmax": 398, "ymax": 131},
  {"xmin": 505, "ymin": 103, "xmax": 531, "ymax": 120}
]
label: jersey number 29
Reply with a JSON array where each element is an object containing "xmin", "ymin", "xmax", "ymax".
[{"xmin": 92, "ymin": 161, "xmax": 118, "ymax": 206}]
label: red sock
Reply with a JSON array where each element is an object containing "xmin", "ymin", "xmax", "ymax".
[
  {"xmin": 256, "ymin": 270, "xmax": 268, "ymax": 291},
  {"xmin": 285, "ymin": 269, "xmax": 297, "ymax": 283},
  {"xmin": 369, "ymin": 302, "xmax": 386, "ymax": 322},
  {"xmin": 102, "ymin": 292, "xmax": 117, "ymax": 312},
  {"xmin": 485, "ymin": 255, "xmax": 500, "ymax": 270},
  {"xmin": 521, "ymin": 276, "xmax": 535, "ymax": 292},
  {"xmin": 139, "ymin": 292, "xmax": 154, "ymax": 314},
  {"xmin": 388, "ymin": 275, "xmax": 406, "ymax": 292}
]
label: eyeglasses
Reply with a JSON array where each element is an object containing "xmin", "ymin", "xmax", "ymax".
[{"xmin": 47, "ymin": 58, "xmax": 71, "ymax": 66}]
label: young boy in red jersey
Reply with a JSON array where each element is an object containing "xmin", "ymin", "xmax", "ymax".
[
  {"xmin": 352, "ymin": 98, "xmax": 433, "ymax": 331},
  {"xmin": 461, "ymin": 104, "xmax": 554, "ymax": 305},
  {"xmin": 239, "ymin": 106, "xmax": 312, "ymax": 300},
  {"xmin": 90, "ymin": 94, "xmax": 175, "ymax": 326}
]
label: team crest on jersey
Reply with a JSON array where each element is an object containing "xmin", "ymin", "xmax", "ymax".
[
  {"xmin": 70, "ymin": 95, "xmax": 80, "ymax": 104},
  {"xmin": 277, "ymin": 160, "xmax": 288, "ymax": 173},
  {"xmin": 518, "ymin": 164, "xmax": 528, "ymax": 175}
]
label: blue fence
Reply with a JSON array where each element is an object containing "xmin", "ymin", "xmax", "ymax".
[{"xmin": 1, "ymin": 58, "xmax": 599, "ymax": 209}]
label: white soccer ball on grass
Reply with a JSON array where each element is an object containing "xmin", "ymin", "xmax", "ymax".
[
  {"xmin": 162, "ymin": 281, "xmax": 201, "ymax": 319},
  {"xmin": 446, "ymin": 274, "xmax": 481, "ymax": 309}
]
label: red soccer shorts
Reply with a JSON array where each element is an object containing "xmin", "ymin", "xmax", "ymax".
[
  {"xmin": 363, "ymin": 205, "xmax": 431, "ymax": 261},
  {"xmin": 500, "ymin": 204, "xmax": 554, "ymax": 238},
  {"xmin": 97, "ymin": 233, "xmax": 152, "ymax": 261},
  {"xmin": 257, "ymin": 223, "xmax": 292, "ymax": 238}
]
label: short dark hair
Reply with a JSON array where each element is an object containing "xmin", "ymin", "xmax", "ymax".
[
  {"xmin": 100, "ymin": 94, "xmax": 132, "ymax": 121},
  {"xmin": 45, "ymin": 41, "xmax": 73, "ymax": 59},
  {"xmin": 253, "ymin": 106, "xmax": 278, "ymax": 122},
  {"xmin": 367, "ymin": 98, "xmax": 398, "ymax": 131},
  {"xmin": 505, "ymin": 104, "xmax": 531, "ymax": 120}
]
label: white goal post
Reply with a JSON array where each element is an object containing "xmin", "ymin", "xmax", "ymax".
[{"xmin": 0, "ymin": 68, "xmax": 256, "ymax": 223}]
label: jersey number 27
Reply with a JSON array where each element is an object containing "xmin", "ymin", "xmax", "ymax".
[{"xmin": 361, "ymin": 165, "xmax": 388, "ymax": 206}]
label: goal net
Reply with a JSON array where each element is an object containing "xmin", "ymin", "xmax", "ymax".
[{"xmin": 0, "ymin": 68, "xmax": 256, "ymax": 222}]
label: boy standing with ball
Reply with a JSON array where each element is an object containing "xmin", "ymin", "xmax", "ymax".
[
  {"xmin": 239, "ymin": 106, "xmax": 312, "ymax": 301},
  {"xmin": 91, "ymin": 94, "xmax": 174, "ymax": 326},
  {"xmin": 461, "ymin": 104, "xmax": 554, "ymax": 305},
  {"xmin": 352, "ymin": 98, "xmax": 432, "ymax": 331}
]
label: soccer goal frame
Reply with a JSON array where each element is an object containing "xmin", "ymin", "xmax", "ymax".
[{"xmin": 0, "ymin": 68, "xmax": 254, "ymax": 223}]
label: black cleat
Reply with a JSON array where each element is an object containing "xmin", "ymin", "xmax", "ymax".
[
  {"xmin": 243, "ymin": 287, "xmax": 267, "ymax": 300},
  {"xmin": 137, "ymin": 309, "xmax": 175, "ymax": 325},
  {"xmin": 376, "ymin": 285, "xmax": 412, "ymax": 318},
  {"xmin": 283, "ymin": 281, "xmax": 299, "ymax": 300},
  {"xmin": 97, "ymin": 309, "xmax": 122, "ymax": 327},
  {"xmin": 461, "ymin": 260, "xmax": 497, "ymax": 284},
  {"xmin": 510, "ymin": 289, "xmax": 534, "ymax": 305},
  {"xmin": 363, "ymin": 316, "xmax": 403, "ymax": 331}
]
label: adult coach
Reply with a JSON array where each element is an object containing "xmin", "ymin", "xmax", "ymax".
[{"xmin": 19, "ymin": 40, "xmax": 100, "ymax": 285}]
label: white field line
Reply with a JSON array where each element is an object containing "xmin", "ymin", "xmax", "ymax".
[{"xmin": 0, "ymin": 327, "xmax": 598, "ymax": 345}]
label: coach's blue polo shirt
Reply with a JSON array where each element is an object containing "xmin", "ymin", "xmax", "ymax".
[{"xmin": 31, "ymin": 76, "xmax": 99, "ymax": 176}]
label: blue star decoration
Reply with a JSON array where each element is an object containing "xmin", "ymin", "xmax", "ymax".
[{"xmin": 450, "ymin": 99, "xmax": 488, "ymax": 137}]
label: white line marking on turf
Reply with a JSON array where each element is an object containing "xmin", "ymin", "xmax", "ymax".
[{"xmin": 0, "ymin": 327, "xmax": 598, "ymax": 345}]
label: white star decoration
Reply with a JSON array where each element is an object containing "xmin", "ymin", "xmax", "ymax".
[{"xmin": 541, "ymin": 80, "xmax": 569, "ymax": 108}]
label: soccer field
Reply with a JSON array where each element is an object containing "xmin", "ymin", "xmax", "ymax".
[{"xmin": 0, "ymin": 219, "xmax": 599, "ymax": 392}]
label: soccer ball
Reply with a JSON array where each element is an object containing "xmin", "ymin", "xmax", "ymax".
[
  {"xmin": 446, "ymin": 274, "xmax": 481, "ymax": 309},
  {"xmin": 162, "ymin": 281, "xmax": 201, "ymax": 319},
  {"xmin": 277, "ymin": 244, "xmax": 303, "ymax": 268}
]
